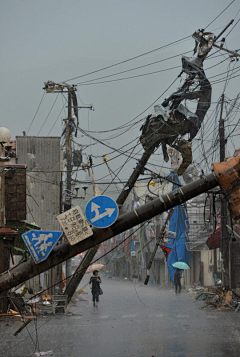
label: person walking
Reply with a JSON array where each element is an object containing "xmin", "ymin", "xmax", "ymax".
[
  {"xmin": 174, "ymin": 268, "xmax": 181, "ymax": 295},
  {"xmin": 89, "ymin": 270, "xmax": 102, "ymax": 307}
]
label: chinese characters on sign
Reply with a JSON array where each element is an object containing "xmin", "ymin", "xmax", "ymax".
[{"xmin": 57, "ymin": 206, "xmax": 93, "ymax": 245}]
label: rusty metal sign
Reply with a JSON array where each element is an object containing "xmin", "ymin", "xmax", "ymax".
[{"xmin": 57, "ymin": 206, "xmax": 93, "ymax": 245}]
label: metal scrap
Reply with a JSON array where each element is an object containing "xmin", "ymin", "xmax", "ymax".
[{"xmin": 140, "ymin": 29, "xmax": 214, "ymax": 175}]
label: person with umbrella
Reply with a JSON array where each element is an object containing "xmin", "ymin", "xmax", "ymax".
[
  {"xmin": 89, "ymin": 270, "xmax": 102, "ymax": 307},
  {"xmin": 174, "ymin": 268, "xmax": 182, "ymax": 295},
  {"xmin": 172, "ymin": 262, "xmax": 190, "ymax": 295}
]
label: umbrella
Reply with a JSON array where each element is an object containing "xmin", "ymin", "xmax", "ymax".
[
  {"xmin": 172, "ymin": 261, "xmax": 190, "ymax": 270},
  {"xmin": 86, "ymin": 264, "xmax": 104, "ymax": 274}
]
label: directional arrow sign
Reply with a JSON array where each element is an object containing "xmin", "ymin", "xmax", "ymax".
[
  {"xmin": 85, "ymin": 195, "xmax": 119, "ymax": 228},
  {"xmin": 21, "ymin": 230, "xmax": 63, "ymax": 264}
]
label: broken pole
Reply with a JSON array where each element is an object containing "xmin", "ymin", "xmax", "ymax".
[
  {"xmin": 144, "ymin": 209, "xmax": 173, "ymax": 285},
  {"xmin": 0, "ymin": 170, "xmax": 220, "ymax": 293},
  {"xmin": 63, "ymin": 147, "xmax": 155, "ymax": 304}
]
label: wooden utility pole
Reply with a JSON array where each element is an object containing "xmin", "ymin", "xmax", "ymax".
[
  {"xmin": 0, "ymin": 169, "xmax": 224, "ymax": 293},
  {"xmin": 219, "ymin": 93, "xmax": 230, "ymax": 288}
]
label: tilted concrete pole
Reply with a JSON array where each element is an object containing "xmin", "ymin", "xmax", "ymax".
[{"xmin": 0, "ymin": 171, "xmax": 219, "ymax": 293}]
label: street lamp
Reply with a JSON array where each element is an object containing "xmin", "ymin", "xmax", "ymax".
[{"xmin": 0, "ymin": 127, "xmax": 11, "ymax": 143}]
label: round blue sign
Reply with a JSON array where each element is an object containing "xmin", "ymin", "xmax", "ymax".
[{"xmin": 85, "ymin": 195, "xmax": 119, "ymax": 228}]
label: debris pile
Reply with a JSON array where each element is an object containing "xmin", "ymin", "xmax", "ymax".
[{"xmin": 192, "ymin": 286, "xmax": 240, "ymax": 311}]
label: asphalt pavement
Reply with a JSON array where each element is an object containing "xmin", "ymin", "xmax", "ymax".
[{"xmin": 0, "ymin": 276, "xmax": 240, "ymax": 357}]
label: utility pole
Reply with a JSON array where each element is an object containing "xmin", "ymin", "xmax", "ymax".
[
  {"xmin": 0, "ymin": 128, "xmax": 11, "ymax": 312},
  {"xmin": 2, "ymin": 165, "xmax": 235, "ymax": 293},
  {"xmin": 144, "ymin": 209, "xmax": 173, "ymax": 285},
  {"xmin": 219, "ymin": 93, "xmax": 230, "ymax": 288},
  {"xmin": 63, "ymin": 147, "xmax": 155, "ymax": 304},
  {"xmin": 44, "ymin": 82, "xmax": 74, "ymax": 289},
  {"xmin": 0, "ymin": 158, "xmax": 8, "ymax": 312},
  {"xmin": 64, "ymin": 89, "xmax": 73, "ymax": 286}
]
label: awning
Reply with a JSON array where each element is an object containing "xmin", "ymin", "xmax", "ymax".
[{"xmin": 0, "ymin": 228, "xmax": 18, "ymax": 236}]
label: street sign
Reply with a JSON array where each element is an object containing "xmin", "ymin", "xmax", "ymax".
[
  {"xmin": 21, "ymin": 230, "xmax": 63, "ymax": 264},
  {"xmin": 131, "ymin": 240, "xmax": 136, "ymax": 257},
  {"xmin": 57, "ymin": 206, "xmax": 93, "ymax": 245},
  {"xmin": 85, "ymin": 195, "xmax": 119, "ymax": 228}
]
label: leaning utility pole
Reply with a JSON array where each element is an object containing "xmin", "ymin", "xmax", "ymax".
[
  {"xmin": 1, "ymin": 166, "xmax": 229, "ymax": 293},
  {"xmin": 144, "ymin": 209, "xmax": 173, "ymax": 285},
  {"xmin": 64, "ymin": 147, "xmax": 155, "ymax": 304},
  {"xmin": 219, "ymin": 93, "xmax": 230, "ymax": 288}
]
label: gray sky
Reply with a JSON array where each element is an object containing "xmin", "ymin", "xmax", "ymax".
[{"xmin": 1, "ymin": 0, "xmax": 240, "ymax": 182}]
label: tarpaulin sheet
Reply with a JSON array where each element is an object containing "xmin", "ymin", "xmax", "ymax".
[{"xmin": 167, "ymin": 173, "xmax": 191, "ymax": 283}]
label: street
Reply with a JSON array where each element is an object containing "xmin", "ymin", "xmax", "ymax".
[{"xmin": 0, "ymin": 276, "xmax": 240, "ymax": 357}]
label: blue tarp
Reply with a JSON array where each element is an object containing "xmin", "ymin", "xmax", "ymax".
[{"xmin": 167, "ymin": 173, "xmax": 191, "ymax": 284}]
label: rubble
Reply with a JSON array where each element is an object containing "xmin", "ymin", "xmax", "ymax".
[{"xmin": 188, "ymin": 286, "xmax": 240, "ymax": 312}]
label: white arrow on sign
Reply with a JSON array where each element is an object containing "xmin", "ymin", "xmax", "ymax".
[{"xmin": 91, "ymin": 202, "xmax": 115, "ymax": 223}]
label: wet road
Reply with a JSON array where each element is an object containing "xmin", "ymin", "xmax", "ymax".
[{"xmin": 0, "ymin": 276, "xmax": 240, "ymax": 357}]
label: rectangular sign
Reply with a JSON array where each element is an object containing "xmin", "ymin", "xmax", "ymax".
[{"xmin": 57, "ymin": 206, "xmax": 93, "ymax": 245}]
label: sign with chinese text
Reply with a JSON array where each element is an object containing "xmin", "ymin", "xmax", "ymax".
[{"xmin": 57, "ymin": 206, "xmax": 93, "ymax": 245}]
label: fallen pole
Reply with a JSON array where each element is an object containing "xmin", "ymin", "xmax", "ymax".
[
  {"xmin": 144, "ymin": 209, "xmax": 173, "ymax": 285},
  {"xmin": 0, "ymin": 170, "xmax": 219, "ymax": 293},
  {"xmin": 63, "ymin": 148, "xmax": 155, "ymax": 304}
]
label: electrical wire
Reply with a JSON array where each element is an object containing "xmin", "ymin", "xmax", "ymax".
[
  {"xmin": 62, "ymin": 35, "xmax": 191, "ymax": 83},
  {"xmin": 27, "ymin": 92, "xmax": 46, "ymax": 134},
  {"xmin": 204, "ymin": 0, "xmax": 235, "ymax": 30},
  {"xmin": 47, "ymin": 100, "xmax": 66, "ymax": 136},
  {"xmin": 37, "ymin": 94, "xmax": 59, "ymax": 136},
  {"xmin": 76, "ymin": 50, "xmax": 192, "ymax": 85}
]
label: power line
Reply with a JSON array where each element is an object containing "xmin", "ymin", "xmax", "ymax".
[
  {"xmin": 37, "ymin": 94, "xmax": 59, "ymax": 136},
  {"xmin": 76, "ymin": 50, "xmax": 192, "ymax": 85},
  {"xmin": 77, "ymin": 65, "xmax": 180, "ymax": 86},
  {"xmin": 47, "ymin": 100, "xmax": 66, "ymax": 136},
  {"xmin": 27, "ymin": 92, "xmax": 46, "ymax": 134},
  {"xmin": 62, "ymin": 35, "xmax": 191, "ymax": 83},
  {"xmin": 204, "ymin": 0, "xmax": 235, "ymax": 30}
]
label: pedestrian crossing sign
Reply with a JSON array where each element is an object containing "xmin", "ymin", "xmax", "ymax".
[{"xmin": 21, "ymin": 230, "xmax": 63, "ymax": 264}]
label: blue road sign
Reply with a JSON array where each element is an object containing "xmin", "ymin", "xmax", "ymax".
[
  {"xmin": 85, "ymin": 195, "xmax": 119, "ymax": 228},
  {"xmin": 21, "ymin": 230, "xmax": 63, "ymax": 264}
]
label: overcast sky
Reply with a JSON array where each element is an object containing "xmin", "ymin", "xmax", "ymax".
[{"xmin": 1, "ymin": 0, "xmax": 239, "ymax": 182}]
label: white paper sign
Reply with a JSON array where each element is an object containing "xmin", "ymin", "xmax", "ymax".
[{"xmin": 57, "ymin": 206, "xmax": 93, "ymax": 245}]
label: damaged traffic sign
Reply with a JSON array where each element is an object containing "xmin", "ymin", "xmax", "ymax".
[
  {"xmin": 21, "ymin": 230, "xmax": 63, "ymax": 264},
  {"xmin": 85, "ymin": 195, "xmax": 119, "ymax": 228},
  {"xmin": 57, "ymin": 206, "xmax": 93, "ymax": 245}
]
